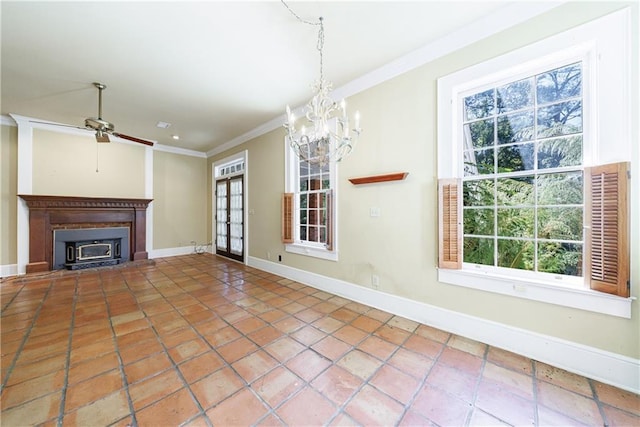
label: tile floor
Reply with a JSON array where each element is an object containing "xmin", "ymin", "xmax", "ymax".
[{"xmin": 1, "ymin": 254, "xmax": 638, "ymax": 426}]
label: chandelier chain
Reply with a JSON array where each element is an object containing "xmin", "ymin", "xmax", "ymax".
[{"xmin": 280, "ymin": 0, "xmax": 325, "ymax": 83}]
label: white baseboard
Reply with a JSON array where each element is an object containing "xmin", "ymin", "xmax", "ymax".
[
  {"xmin": 149, "ymin": 245, "xmax": 197, "ymax": 259},
  {"xmin": 248, "ymin": 256, "xmax": 640, "ymax": 394},
  {"xmin": 0, "ymin": 264, "xmax": 19, "ymax": 278}
]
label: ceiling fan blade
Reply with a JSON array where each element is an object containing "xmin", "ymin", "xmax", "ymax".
[{"xmin": 111, "ymin": 132, "xmax": 154, "ymax": 146}]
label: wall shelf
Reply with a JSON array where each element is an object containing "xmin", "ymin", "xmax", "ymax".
[{"xmin": 348, "ymin": 172, "xmax": 408, "ymax": 185}]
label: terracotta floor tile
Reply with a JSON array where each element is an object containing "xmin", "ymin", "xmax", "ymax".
[
  {"xmin": 252, "ymin": 366, "xmax": 304, "ymax": 408},
  {"xmin": 203, "ymin": 325, "xmax": 241, "ymax": 347},
  {"xmin": 537, "ymin": 380, "xmax": 604, "ymax": 425},
  {"xmin": 216, "ymin": 336, "xmax": 258, "ymax": 363},
  {"xmin": 345, "ymin": 384, "xmax": 405, "ymax": 426},
  {"xmin": 475, "ymin": 379, "xmax": 535, "ymax": 425},
  {"xmin": 167, "ymin": 338, "xmax": 209, "ymax": 363},
  {"xmin": 0, "ymin": 390, "xmax": 61, "ymax": 426},
  {"xmin": 481, "ymin": 361, "xmax": 533, "ymax": 399},
  {"xmin": 124, "ymin": 352, "xmax": 173, "ymax": 385},
  {"xmin": 65, "ymin": 368, "xmax": 124, "ymax": 412},
  {"xmin": 178, "ymin": 351, "xmax": 224, "ymax": 384},
  {"xmin": 232, "ymin": 350, "xmax": 279, "ymax": 383},
  {"xmin": 191, "ymin": 367, "xmax": 245, "ymax": 409},
  {"xmin": 387, "ymin": 347, "xmax": 434, "ymax": 379},
  {"xmin": 286, "ymin": 349, "xmax": 332, "ymax": 382},
  {"xmin": 333, "ymin": 324, "xmax": 368, "ymax": 346},
  {"xmin": 115, "ymin": 328, "xmax": 158, "ymax": 349},
  {"xmin": 329, "ymin": 307, "xmax": 360, "ymax": 323},
  {"xmin": 258, "ymin": 309, "xmax": 288, "ymax": 324},
  {"xmin": 312, "ymin": 316, "xmax": 345, "ymax": 334},
  {"xmin": 357, "ymin": 335, "xmax": 398, "ymax": 361},
  {"xmin": 67, "ymin": 351, "xmax": 120, "ymax": 385},
  {"xmin": 425, "ymin": 362, "xmax": 476, "ymax": 403},
  {"xmin": 119, "ymin": 338, "xmax": 164, "ymax": 365},
  {"xmin": 536, "ymin": 361, "xmax": 593, "ymax": 396},
  {"xmin": 351, "ymin": 315, "xmax": 383, "ymax": 333},
  {"xmin": 411, "ymin": 383, "xmax": 472, "ymax": 426},
  {"xmin": 387, "ymin": 315, "xmax": 419, "ymax": 333},
  {"xmin": 160, "ymin": 327, "xmax": 200, "ymax": 348},
  {"xmin": 234, "ymin": 316, "xmax": 268, "ymax": 334},
  {"xmin": 256, "ymin": 413, "xmax": 285, "ymax": 427},
  {"xmin": 438, "ymin": 346, "xmax": 483, "ymax": 377},
  {"xmin": 294, "ymin": 308, "xmax": 324, "ymax": 323},
  {"xmin": 311, "ymin": 364, "xmax": 363, "ymax": 405},
  {"xmin": 272, "ymin": 316, "xmax": 305, "ymax": 334},
  {"xmin": 4, "ymin": 353, "xmax": 66, "ymax": 386},
  {"xmin": 63, "ymin": 390, "xmax": 130, "ymax": 426},
  {"xmin": 311, "ymin": 335, "xmax": 351, "ymax": 361},
  {"xmin": 337, "ymin": 349, "xmax": 383, "ymax": 380},
  {"xmin": 248, "ymin": 325, "xmax": 284, "ymax": 347},
  {"xmin": 276, "ymin": 387, "xmax": 336, "ymax": 426},
  {"xmin": 468, "ymin": 408, "xmax": 510, "ymax": 426},
  {"xmin": 414, "ymin": 324, "xmax": 451, "ymax": 343},
  {"xmin": 136, "ymin": 388, "xmax": 200, "ymax": 427},
  {"xmin": 403, "ymin": 334, "xmax": 444, "ymax": 359},
  {"xmin": 370, "ymin": 364, "xmax": 421, "ymax": 404},
  {"xmin": 206, "ymin": 388, "xmax": 268, "ymax": 425},
  {"xmin": 129, "ymin": 368, "xmax": 184, "ymax": 411},
  {"xmin": 290, "ymin": 325, "xmax": 326, "ymax": 346},
  {"xmin": 398, "ymin": 409, "xmax": 434, "ymax": 427},
  {"xmin": 328, "ymin": 412, "xmax": 359, "ymax": 427},
  {"xmin": 537, "ymin": 404, "xmax": 593, "ymax": 426},
  {"xmin": 265, "ymin": 337, "xmax": 306, "ymax": 363},
  {"xmin": 594, "ymin": 381, "xmax": 640, "ymax": 416},
  {"xmin": 69, "ymin": 339, "xmax": 118, "ymax": 365},
  {"xmin": 448, "ymin": 334, "xmax": 487, "ymax": 357},
  {"xmin": 486, "ymin": 346, "xmax": 533, "ymax": 375},
  {"xmin": 602, "ymin": 404, "xmax": 640, "ymax": 426},
  {"xmin": 2, "ymin": 370, "xmax": 66, "ymax": 410}
]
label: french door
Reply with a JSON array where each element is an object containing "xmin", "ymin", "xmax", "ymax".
[{"xmin": 215, "ymin": 175, "xmax": 244, "ymax": 261}]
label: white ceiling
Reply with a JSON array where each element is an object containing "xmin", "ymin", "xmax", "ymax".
[{"xmin": 2, "ymin": 1, "xmax": 516, "ymax": 153}]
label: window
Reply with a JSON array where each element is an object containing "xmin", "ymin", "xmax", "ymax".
[
  {"xmin": 437, "ymin": 9, "xmax": 632, "ymax": 317},
  {"xmin": 461, "ymin": 62, "xmax": 584, "ymax": 280},
  {"xmin": 283, "ymin": 141, "xmax": 337, "ymax": 261}
]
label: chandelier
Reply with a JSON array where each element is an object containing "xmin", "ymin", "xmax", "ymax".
[{"xmin": 283, "ymin": 6, "xmax": 361, "ymax": 167}]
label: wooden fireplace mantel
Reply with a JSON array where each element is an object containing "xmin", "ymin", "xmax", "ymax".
[{"xmin": 19, "ymin": 195, "xmax": 153, "ymax": 273}]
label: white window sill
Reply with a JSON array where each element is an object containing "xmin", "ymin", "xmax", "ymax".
[
  {"xmin": 285, "ymin": 243, "xmax": 338, "ymax": 261},
  {"xmin": 438, "ymin": 268, "xmax": 633, "ymax": 318}
]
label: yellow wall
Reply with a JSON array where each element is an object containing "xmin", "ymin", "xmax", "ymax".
[
  {"xmin": 1, "ymin": 125, "xmax": 18, "ymax": 266},
  {"xmin": 210, "ymin": 2, "xmax": 639, "ymax": 358},
  {"xmin": 153, "ymin": 150, "xmax": 207, "ymax": 249},
  {"xmin": 32, "ymin": 129, "xmax": 146, "ymax": 198}
]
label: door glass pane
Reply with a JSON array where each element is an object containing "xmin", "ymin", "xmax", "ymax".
[
  {"xmin": 229, "ymin": 178, "xmax": 243, "ymax": 256},
  {"xmin": 216, "ymin": 181, "xmax": 227, "ymax": 250}
]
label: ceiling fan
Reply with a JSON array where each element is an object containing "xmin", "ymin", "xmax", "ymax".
[{"xmin": 32, "ymin": 82, "xmax": 154, "ymax": 146}]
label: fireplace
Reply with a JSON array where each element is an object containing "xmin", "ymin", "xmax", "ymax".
[
  {"xmin": 53, "ymin": 227, "xmax": 130, "ymax": 270},
  {"xmin": 19, "ymin": 195, "xmax": 152, "ymax": 273}
]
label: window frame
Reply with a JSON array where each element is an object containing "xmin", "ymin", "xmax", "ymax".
[
  {"xmin": 284, "ymin": 138, "xmax": 338, "ymax": 261},
  {"xmin": 437, "ymin": 9, "xmax": 633, "ymax": 318}
]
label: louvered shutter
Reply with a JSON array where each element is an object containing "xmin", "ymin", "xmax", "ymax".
[
  {"xmin": 438, "ymin": 179, "xmax": 462, "ymax": 269},
  {"xmin": 281, "ymin": 193, "xmax": 294, "ymax": 244},
  {"xmin": 325, "ymin": 190, "xmax": 334, "ymax": 251},
  {"xmin": 585, "ymin": 162, "xmax": 629, "ymax": 297}
]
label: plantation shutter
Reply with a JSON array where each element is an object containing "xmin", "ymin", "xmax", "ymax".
[
  {"xmin": 585, "ymin": 162, "xmax": 630, "ymax": 297},
  {"xmin": 325, "ymin": 190, "xmax": 334, "ymax": 251},
  {"xmin": 281, "ymin": 193, "xmax": 294, "ymax": 244},
  {"xmin": 438, "ymin": 178, "xmax": 462, "ymax": 269}
]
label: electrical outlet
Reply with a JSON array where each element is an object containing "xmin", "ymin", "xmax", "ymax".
[
  {"xmin": 371, "ymin": 274, "xmax": 379, "ymax": 289},
  {"xmin": 370, "ymin": 207, "xmax": 381, "ymax": 217},
  {"xmin": 278, "ymin": 255, "xmax": 282, "ymax": 262}
]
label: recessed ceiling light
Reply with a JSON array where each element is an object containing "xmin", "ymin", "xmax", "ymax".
[
  {"xmin": 156, "ymin": 121, "xmax": 171, "ymax": 129},
  {"xmin": 172, "ymin": 135, "xmax": 180, "ymax": 140}
]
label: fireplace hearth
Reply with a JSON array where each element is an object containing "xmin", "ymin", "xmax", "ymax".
[{"xmin": 19, "ymin": 195, "xmax": 152, "ymax": 273}]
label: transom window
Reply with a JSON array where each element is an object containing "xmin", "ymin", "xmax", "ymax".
[{"xmin": 461, "ymin": 62, "xmax": 584, "ymax": 277}]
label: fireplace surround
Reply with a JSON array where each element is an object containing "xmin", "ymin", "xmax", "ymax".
[{"xmin": 18, "ymin": 195, "xmax": 152, "ymax": 273}]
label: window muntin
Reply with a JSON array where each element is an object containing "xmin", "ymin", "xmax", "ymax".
[
  {"xmin": 297, "ymin": 158, "xmax": 331, "ymax": 247},
  {"xmin": 461, "ymin": 62, "xmax": 584, "ymax": 278}
]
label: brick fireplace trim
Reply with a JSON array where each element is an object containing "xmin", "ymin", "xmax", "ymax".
[{"xmin": 18, "ymin": 195, "xmax": 153, "ymax": 273}]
